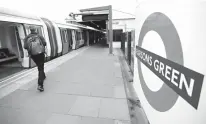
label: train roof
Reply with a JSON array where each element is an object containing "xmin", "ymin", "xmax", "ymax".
[
  {"xmin": 51, "ymin": 19, "xmax": 103, "ymax": 32},
  {"xmin": 54, "ymin": 21, "xmax": 100, "ymax": 31},
  {"xmin": 55, "ymin": 22, "xmax": 79, "ymax": 30},
  {"xmin": 0, "ymin": 7, "xmax": 43, "ymax": 25},
  {"xmin": 0, "ymin": 7, "xmax": 104, "ymax": 33}
]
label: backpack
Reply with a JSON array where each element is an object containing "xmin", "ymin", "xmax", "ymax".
[{"xmin": 28, "ymin": 35, "xmax": 45, "ymax": 55}]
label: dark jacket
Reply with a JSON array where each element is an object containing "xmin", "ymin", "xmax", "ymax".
[{"xmin": 24, "ymin": 33, "xmax": 46, "ymax": 50}]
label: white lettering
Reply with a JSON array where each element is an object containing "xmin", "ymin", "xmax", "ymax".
[
  {"xmin": 179, "ymin": 74, "xmax": 195, "ymax": 97},
  {"xmin": 159, "ymin": 62, "xmax": 165, "ymax": 76},
  {"xmin": 165, "ymin": 65, "xmax": 172, "ymax": 81},
  {"xmin": 154, "ymin": 60, "xmax": 159, "ymax": 71},
  {"xmin": 142, "ymin": 53, "xmax": 145, "ymax": 60},
  {"xmin": 171, "ymin": 69, "xmax": 179, "ymax": 87},
  {"xmin": 149, "ymin": 56, "xmax": 152, "ymax": 66},
  {"xmin": 137, "ymin": 49, "xmax": 196, "ymax": 98},
  {"xmin": 145, "ymin": 54, "xmax": 149, "ymax": 63}
]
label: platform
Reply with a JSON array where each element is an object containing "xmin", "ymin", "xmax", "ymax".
[{"xmin": 0, "ymin": 45, "xmax": 131, "ymax": 124}]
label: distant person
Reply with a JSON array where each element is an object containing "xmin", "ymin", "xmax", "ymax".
[{"xmin": 24, "ymin": 26, "xmax": 47, "ymax": 92}]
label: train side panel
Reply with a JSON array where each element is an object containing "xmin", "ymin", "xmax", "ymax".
[
  {"xmin": 52, "ymin": 22, "xmax": 63, "ymax": 56},
  {"xmin": 40, "ymin": 19, "xmax": 52, "ymax": 61}
]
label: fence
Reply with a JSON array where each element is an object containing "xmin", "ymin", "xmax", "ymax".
[{"xmin": 120, "ymin": 30, "xmax": 135, "ymax": 74}]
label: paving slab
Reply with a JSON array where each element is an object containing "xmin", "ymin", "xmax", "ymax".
[
  {"xmin": 114, "ymin": 86, "xmax": 127, "ymax": 99},
  {"xmin": 114, "ymin": 120, "xmax": 131, "ymax": 124},
  {"xmin": 0, "ymin": 89, "xmax": 77, "ymax": 114},
  {"xmin": 22, "ymin": 92, "xmax": 77, "ymax": 114},
  {"xmin": 68, "ymin": 96, "xmax": 101, "ymax": 117},
  {"xmin": 99, "ymin": 98, "xmax": 130, "ymax": 121},
  {"xmin": 80, "ymin": 116, "xmax": 114, "ymax": 124},
  {"xmin": 43, "ymin": 82, "xmax": 91, "ymax": 96},
  {"xmin": 113, "ymin": 78, "xmax": 125, "ymax": 86},
  {"xmin": 0, "ymin": 90, "xmax": 33, "ymax": 109},
  {"xmin": 45, "ymin": 114, "xmax": 81, "ymax": 124},
  {"xmin": 0, "ymin": 107, "xmax": 51, "ymax": 124},
  {"xmin": 90, "ymin": 85, "xmax": 114, "ymax": 98}
]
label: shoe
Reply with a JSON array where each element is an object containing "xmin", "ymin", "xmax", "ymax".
[{"xmin": 37, "ymin": 85, "xmax": 44, "ymax": 92}]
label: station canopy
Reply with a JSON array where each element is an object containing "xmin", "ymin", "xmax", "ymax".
[
  {"xmin": 73, "ymin": 6, "xmax": 135, "ymax": 31},
  {"xmin": 72, "ymin": 6, "xmax": 110, "ymax": 31}
]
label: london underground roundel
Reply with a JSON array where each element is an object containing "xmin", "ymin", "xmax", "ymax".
[{"xmin": 136, "ymin": 12, "xmax": 204, "ymax": 112}]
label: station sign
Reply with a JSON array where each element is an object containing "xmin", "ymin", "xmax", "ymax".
[
  {"xmin": 82, "ymin": 14, "xmax": 108, "ymax": 21},
  {"xmin": 134, "ymin": 1, "xmax": 206, "ymax": 124}
]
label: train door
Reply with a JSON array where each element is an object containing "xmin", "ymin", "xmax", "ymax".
[
  {"xmin": 14, "ymin": 26, "xmax": 24, "ymax": 62},
  {"xmin": 83, "ymin": 30, "xmax": 88, "ymax": 46},
  {"xmin": 75, "ymin": 30, "xmax": 81, "ymax": 48},
  {"xmin": 0, "ymin": 23, "xmax": 24, "ymax": 66},
  {"xmin": 67, "ymin": 29, "xmax": 73, "ymax": 51},
  {"xmin": 60, "ymin": 28, "xmax": 69, "ymax": 55},
  {"xmin": 64, "ymin": 30, "xmax": 69, "ymax": 53},
  {"xmin": 16, "ymin": 24, "xmax": 30, "ymax": 68},
  {"xmin": 0, "ymin": 23, "xmax": 27, "ymax": 80},
  {"xmin": 80, "ymin": 31, "xmax": 84, "ymax": 46},
  {"xmin": 23, "ymin": 24, "xmax": 45, "ymax": 68}
]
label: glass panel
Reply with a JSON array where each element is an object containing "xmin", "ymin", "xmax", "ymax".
[
  {"xmin": 59, "ymin": 28, "xmax": 65, "ymax": 43},
  {"xmin": 24, "ymin": 24, "xmax": 44, "ymax": 37},
  {"xmin": 64, "ymin": 30, "xmax": 68, "ymax": 43}
]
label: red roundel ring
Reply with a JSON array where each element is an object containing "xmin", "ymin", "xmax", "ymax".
[{"xmin": 137, "ymin": 12, "xmax": 184, "ymax": 112}]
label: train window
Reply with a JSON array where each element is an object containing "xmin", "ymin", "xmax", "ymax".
[
  {"xmin": 60, "ymin": 28, "xmax": 70, "ymax": 43},
  {"xmin": 75, "ymin": 31, "xmax": 78, "ymax": 40},
  {"xmin": 24, "ymin": 24, "xmax": 44, "ymax": 37},
  {"xmin": 64, "ymin": 30, "xmax": 69, "ymax": 43},
  {"xmin": 80, "ymin": 32, "xmax": 83, "ymax": 40},
  {"xmin": 77, "ymin": 32, "xmax": 79, "ymax": 41},
  {"xmin": 76, "ymin": 31, "xmax": 81, "ymax": 41},
  {"xmin": 36, "ymin": 27, "xmax": 43, "ymax": 36},
  {"xmin": 74, "ymin": 31, "xmax": 78, "ymax": 41},
  {"xmin": 60, "ymin": 28, "xmax": 66, "ymax": 43},
  {"xmin": 63, "ymin": 29, "xmax": 68, "ymax": 43},
  {"xmin": 67, "ymin": 30, "xmax": 73, "ymax": 47}
]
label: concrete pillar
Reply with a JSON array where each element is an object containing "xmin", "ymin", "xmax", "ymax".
[
  {"xmin": 106, "ymin": 21, "xmax": 109, "ymax": 45},
  {"xmin": 87, "ymin": 31, "xmax": 89, "ymax": 46},
  {"xmin": 109, "ymin": 5, "xmax": 113, "ymax": 54}
]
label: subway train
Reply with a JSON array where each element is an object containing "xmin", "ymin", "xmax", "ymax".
[
  {"xmin": 133, "ymin": 0, "xmax": 206, "ymax": 124},
  {"xmin": 0, "ymin": 7, "xmax": 104, "ymax": 70}
]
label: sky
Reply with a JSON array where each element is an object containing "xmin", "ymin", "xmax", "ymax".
[{"xmin": 0, "ymin": 0, "xmax": 136, "ymax": 22}]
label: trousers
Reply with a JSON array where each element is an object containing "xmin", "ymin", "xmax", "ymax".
[{"xmin": 31, "ymin": 53, "xmax": 46, "ymax": 86}]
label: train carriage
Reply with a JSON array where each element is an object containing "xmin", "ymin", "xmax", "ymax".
[
  {"xmin": 55, "ymin": 22, "xmax": 79, "ymax": 54},
  {"xmin": 0, "ymin": 7, "xmax": 51, "ymax": 69},
  {"xmin": 41, "ymin": 18, "xmax": 59, "ymax": 59},
  {"xmin": 0, "ymin": 7, "xmax": 104, "ymax": 81}
]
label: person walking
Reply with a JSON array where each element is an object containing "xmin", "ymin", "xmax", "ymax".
[{"xmin": 24, "ymin": 26, "xmax": 47, "ymax": 92}]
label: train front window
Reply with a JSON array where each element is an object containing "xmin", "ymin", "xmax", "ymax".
[
  {"xmin": 24, "ymin": 24, "xmax": 44, "ymax": 37},
  {"xmin": 36, "ymin": 27, "xmax": 43, "ymax": 36}
]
